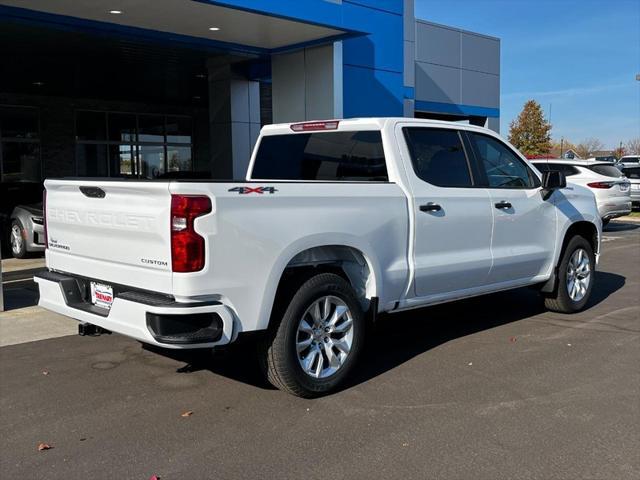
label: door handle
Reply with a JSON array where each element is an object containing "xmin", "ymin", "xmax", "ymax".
[
  {"xmin": 420, "ymin": 202, "xmax": 442, "ymax": 212},
  {"xmin": 494, "ymin": 201, "xmax": 512, "ymax": 209}
]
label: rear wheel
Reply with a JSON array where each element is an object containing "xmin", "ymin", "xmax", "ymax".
[
  {"xmin": 263, "ymin": 273, "xmax": 365, "ymax": 398},
  {"xmin": 10, "ymin": 220, "xmax": 27, "ymax": 259},
  {"xmin": 544, "ymin": 235, "xmax": 594, "ymax": 313}
]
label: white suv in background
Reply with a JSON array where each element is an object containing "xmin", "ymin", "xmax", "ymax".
[
  {"xmin": 532, "ymin": 159, "xmax": 631, "ymax": 225},
  {"xmin": 618, "ymin": 155, "xmax": 640, "ymax": 168}
]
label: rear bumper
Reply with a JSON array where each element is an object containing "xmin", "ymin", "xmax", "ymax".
[
  {"xmin": 34, "ymin": 271, "xmax": 235, "ymax": 349},
  {"xmin": 598, "ymin": 199, "xmax": 632, "ymax": 220}
]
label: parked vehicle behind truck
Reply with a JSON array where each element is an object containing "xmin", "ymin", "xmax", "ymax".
[
  {"xmin": 532, "ymin": 159, "xmax": 631, "ymax": 225},
  {"xmin": 36, "ymin": 118, "xmax": 601, "ymax": 397}
]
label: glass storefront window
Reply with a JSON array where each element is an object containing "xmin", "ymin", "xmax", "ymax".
[
  {"xmin": 1, "ymin": 142, "xmax": 41, "ymax": 182},
  {"xmin": 166, "ymin": 116, "xmax": 192, "ymax": 144},
  {"xmin": 76, "ymin": 110, "xmax": 193, "ymax": 179},
  {"xmin": 76, "ymin": 111, "xmax": 107, "ymax": 141},
  {"xmin": 138, "ymin": 115, "xmax": 164, "ymax": 143},
  {"xmin": 0, "ymin": 106, "xmax": 39, "ymax": 139},
  {"xmin": 76, "ymin": 144, "xmax": 108, "ymax": 177},
  {"xmin": 108, "ymin": 113, "xmax": 137, "ymax": 142},
  {"xmin": 109, "ymin": 144, "xmax": 136, "ymax": 177},
  {"xmin": 1, "ymin": 106, "xmax": 41, "ymax": 182},
  {"xmin": 167, "ymin": 146, "xmax": 192, "ymax": 172},
  {"xmin": 139, "ymin": 145, "xmax": 165, "ymax": 178}
]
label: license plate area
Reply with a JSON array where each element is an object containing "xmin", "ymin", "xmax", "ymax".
[{"xmin": 90, "ymin": 282, "xmax": 114, "ymax": 310}]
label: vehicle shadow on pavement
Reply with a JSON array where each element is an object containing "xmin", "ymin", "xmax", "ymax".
[
  {"xmin": 150, "ymin": 270, "xmax": 626, "ymax": 393},
  {"xmin": 605, "ymin": 222, "xmax": 639, "ymax": 233}
]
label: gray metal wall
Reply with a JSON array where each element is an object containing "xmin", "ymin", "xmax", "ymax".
[
  {"xmin": 271, "ymin": 43, "xmax": 342, "ymax": 124},
  {"xmin": 414, "ymin": 20, "xmax": 500, "ymax": 115}
]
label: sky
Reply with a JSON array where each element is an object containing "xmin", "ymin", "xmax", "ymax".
[{"xmin": 415, "ymin": 0, "xmax": 640, "ymax": 149}]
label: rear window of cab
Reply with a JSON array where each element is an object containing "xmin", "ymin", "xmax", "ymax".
[{"xmin": 251, "ymin": 131, "xmax": 388, "ymax": 181}]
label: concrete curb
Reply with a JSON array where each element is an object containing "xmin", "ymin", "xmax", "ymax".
[{"xmin": 612, "ymin": 216, "xmax": 640, "ymax": 223}]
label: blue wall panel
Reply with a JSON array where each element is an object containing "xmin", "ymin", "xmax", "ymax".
[
  {"xmin": 340, "ymin": 0, "xmax": 404, "ymax": 117},
  {"xmin": 342, "ymin": 4, "xmax": 403, "ymax": 73},
  {"xmin": 343, "ymin": 0, "xmax": 403, "ymax": 15},
  {"xmin": 343, "ymin": 65, "xmax": 404, "ymax": 118}
]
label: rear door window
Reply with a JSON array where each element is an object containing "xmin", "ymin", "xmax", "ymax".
[
  {"xmin": 402, "ymin": 128, "xmax": 474, "ymax": 187},
  {"xmin": 251, "ymin": 131, "xmax": 387, "ymax": 181}
]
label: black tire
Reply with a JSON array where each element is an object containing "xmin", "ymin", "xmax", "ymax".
[
  {"xmin": 544, "ymin": 235, "xmax": 595, "ymax": 313},
  {"xmin": 262, "ymin": 273, "xmax": 365, "ymax": 398},
  {"xmin": 10, "ymin": 220, "xmax": 27, "ymax": 259}
]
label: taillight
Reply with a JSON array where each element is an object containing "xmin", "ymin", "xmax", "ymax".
[
  {"xmin": 43, "ymin": 189, "xmax": 48, "ymax": 249},
  {"xmin": 587, "ymin": 182, "xmax": 615, "ymax": 189},
  {"xmin": 171, "ymin": 195, "xmax": 211, "ymax": 272}
]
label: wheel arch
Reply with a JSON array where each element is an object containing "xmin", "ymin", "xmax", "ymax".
[
  {"xmin": 261, "ymin": 241, "xmax": 381, "ymax": 332},
  {"xmin": 541, "ymin": 220, "xmax": 599, "ymax": 294}
]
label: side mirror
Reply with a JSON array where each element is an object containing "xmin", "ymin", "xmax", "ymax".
[{"xmin": 542, "ymin": 170, "xmax": 566, "ymax": 190}]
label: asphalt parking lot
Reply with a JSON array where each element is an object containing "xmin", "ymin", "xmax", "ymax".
[{"xmin": 1, "ymin": 222, "xmax": 639, "ymax": 480}]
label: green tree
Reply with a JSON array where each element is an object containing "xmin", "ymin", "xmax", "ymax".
[{"xmin": 508, "ymin": 100, "xmax": 552, "ymax": 156}]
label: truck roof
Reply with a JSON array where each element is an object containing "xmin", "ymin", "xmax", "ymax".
[{"xmin": 260, "ymin": 117, "xmax": 498, "ymax": 136}]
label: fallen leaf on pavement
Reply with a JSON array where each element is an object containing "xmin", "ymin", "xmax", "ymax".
[
  {"xmin": 42, "ymin": 370, "xmax": 49, "ymax": 376},
  {"xmin": 149, "ymin": 476, "xmax": 161, "ymax": 480},
  {"xmin": 37, "ymin": 443, "xmax": 52, "ymax": 451},
  {"xmin": 509, "ymin": 337, "xmax": 517, "ymax": 343},
  {"xmin": 181, "ymin": 411, "xmax": 194, "ymax": 417}
]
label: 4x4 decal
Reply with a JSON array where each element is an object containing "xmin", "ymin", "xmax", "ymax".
[{"xmin": 228, "ymin": 186, "xmax": 278, "ymax": 195}]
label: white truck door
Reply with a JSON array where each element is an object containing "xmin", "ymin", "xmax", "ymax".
[
  {"xmin": 465, "ymin": 131, "xmax": 557, "ymax": 283},
  {"xmin": 398, "ymin": 125, "xmax": 493, "ymax": 298}
]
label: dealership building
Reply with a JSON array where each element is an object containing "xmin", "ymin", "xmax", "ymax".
[{"xmin": 0, "ymin": 0, "xmax": 500, "ymax": 182}]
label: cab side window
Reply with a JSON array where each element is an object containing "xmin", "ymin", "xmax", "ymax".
[
  {"xmin": 469, "ymin": 133, "xmax": 539, "ymax": 189},
  {"xmin": 403, "ymin": 128, "xmax": 474, "ymax": 187}
]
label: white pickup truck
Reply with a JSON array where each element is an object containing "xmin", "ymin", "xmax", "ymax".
[{"xmin": 36, "ymin": 118, "xmax": 601, "ymax": 397}]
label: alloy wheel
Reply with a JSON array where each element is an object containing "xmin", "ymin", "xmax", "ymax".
[
  {"xmin": 296, "ymin": 295, "xmax": 354, "ymax": 379},
  {"xmin": 566, "ymin": 248, "xmax": 591, "ymax": 302}
]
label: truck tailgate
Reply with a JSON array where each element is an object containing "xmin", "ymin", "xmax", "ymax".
[{"xmin": 44, "ymin": 179, "xmax": 173, "ymax": 293}]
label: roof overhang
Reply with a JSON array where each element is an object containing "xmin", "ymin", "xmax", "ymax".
[{"xmin": 0, "ymin": 0, "xmax": 367, "ymax": 55}]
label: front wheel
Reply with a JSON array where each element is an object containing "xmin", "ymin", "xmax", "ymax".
[
  {"xmin": 10, "ymin": 220, "xmax": 27, "ymax": 259},
  {"xmin": 263, "ymin": 273, "xmax": 365, "ymax": 398},
  {"xmin": 544, "ymin": 235, "xmax": 595, "ymax": 313}
]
